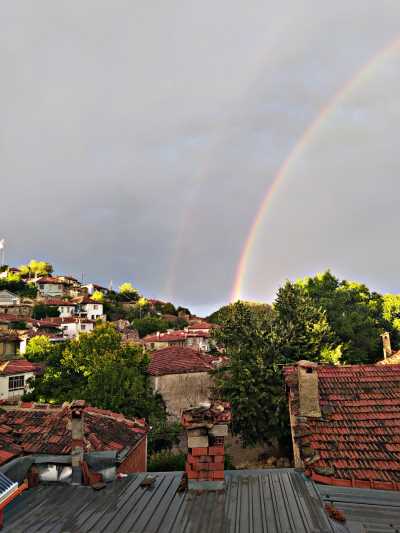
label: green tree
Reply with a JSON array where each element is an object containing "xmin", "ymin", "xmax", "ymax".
[
  {"xmin": 296, "ymin": 271, "xmax": 392, "ymax": 363},
  {"xmin": 25, "ymin": 324, "xmax": 165, "ymax": 425},
  {"xmin": 32, "ymin": 303, "xmax": 60, "ymax": 319},
  {"xmin": 212, "ymin": 301, "xmax": 289, "ymax": 448},
  {"xmin": 91, "ymin": 290, "xmax": 104, "ymax": 302},
  {"xmin": 273, "ymin": 281, "xmax": 340, "ymax": 364},
  {"xmin": 131, "ymin": 316, "xmax": 170, "ymax": 338},
  {"xmin": 0, "ymin": 279, "xmax": 37, "ymax": 298},
  {"xmin": 383, "ymin": 294, "xmax": 400, "ymax": 333},
  {"xmin": 19, "ymin": 260, "xmax": 53, "ymax": 278},
  {"xmin": 25, "ymin": 335, "xmax": 65, "ymax": 364},
  {"xmin": 117, "ymin": 282, "xmax": 139, "ymax": 302}
]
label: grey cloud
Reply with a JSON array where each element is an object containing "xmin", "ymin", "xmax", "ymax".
[{"xmin": 1, "ymin": 1, "xmax": 400, "ymax": 314}]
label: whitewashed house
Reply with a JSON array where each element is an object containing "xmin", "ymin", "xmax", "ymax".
[
  {"xmin": 75, "ymin": 297, "xmax": 104, "ymax": 321},
  {"xmin": 0, "ymin": 290, "xmax": 21, "ymax": 306},
  {"xmin": 59, "ymin": 318, "xmax": 95, "ymax": 338},
  {"xmin": 0, "ymin": 359, "xmax": 37, "ymax": 400},
  {"xmin": 36, "ymin": 277, "xmax": 67, "ymax": 297}
]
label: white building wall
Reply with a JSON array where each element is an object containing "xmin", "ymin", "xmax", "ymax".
[
  {"xmin": 58, "ymin": 305, "xmax": 76, "ymax": 318},
  {"xmin": 0, "ymin": 371, "xmax": 35, "ymax": 401},
  {"xmin": 39, "ymin": 284, "xmax": 64, "ymax": 297}
]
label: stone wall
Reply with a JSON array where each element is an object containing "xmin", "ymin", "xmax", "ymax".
[{"xmin": 152, "ymin": 372, "xmax": 213, "ymax": 420}]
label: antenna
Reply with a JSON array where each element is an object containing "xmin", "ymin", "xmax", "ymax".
[{"xmin": 0, "ymin": 239, "xmax": 5, "ymax": 267}]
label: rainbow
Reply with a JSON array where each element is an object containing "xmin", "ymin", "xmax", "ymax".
[{"xmin": 231, "ymin": 37, "xmax": 400, "ymax": 302}]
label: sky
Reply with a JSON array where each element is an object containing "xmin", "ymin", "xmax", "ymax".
[{"xmin": 1, "ymin": 2, "xmax": 400, "ymax": 316}]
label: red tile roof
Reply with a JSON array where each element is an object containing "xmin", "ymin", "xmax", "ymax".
[
  {"xmin": 0, "ymin": 402, "xmax": 148, "ymax": 465},
  {"xmin": 36, "ymin": 277, "xmax": 64, "ymax": 285},
  {"xmin": 0, "ymin": 359, "xmax": 39, "ymax": 376},
  {"xmin": 44, "ymin": 299, "xmax": 75, "ymax": 306},
  {"xmin": 143, "ymin": 330, "xmax": 210, "ymax": 344},
  {"xmin": 143, "ymin": 331, "xmax": 187, "ymax": 343},
  {"xmin": 148, "ymin": 346, "xmax": 213, "ymax": 376},
  {"xmin": 187, "ymin": 321, "xmax": 214, "ymax": 331},
  {"xmin": 284, "ymin": 363, "xmax": 400, "ymax": 491}
]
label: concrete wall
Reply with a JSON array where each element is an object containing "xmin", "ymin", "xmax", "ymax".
[
  {"xmin": 152, "ymin": 371, "xmax": 213, "ymax": 420},
  {"xmin": 0, "ymin": 341, "xmax": 18, "ymax": 358}
]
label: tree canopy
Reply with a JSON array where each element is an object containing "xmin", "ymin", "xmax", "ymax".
[
  {"xmin": 24, "ymin": 323, "xmax": 165, "ymax": 425},
  {"xmin": 19, "ymin": 260, "xmax": 53, "ymax": 278}
]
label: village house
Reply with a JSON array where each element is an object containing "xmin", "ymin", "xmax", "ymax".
[
  {"xmin": 0, "ymin": 332, "xmax": 20, "ymax": 360},
  {"xmin": 143, "ymin": 325, "xmax": 215, "ymax": 353},
  {"xmin": 73, "ymin": 296, "xmax": 105, "ymax": 321},
  {"xmin": 57, "ymin": 317, "xmax": 95, "ymax": 338},
  {"xmin": 284, "ymin": 360, "xmax": 400, "ymax": 491},
  {"xmin": 44, "ymin": 298, "xmax": 76, "ymax": 318},
  {"xmin": 148, "ymin": 346, "xmax": 214, "ymax": 419},
  {"xmin": 82, "ymin": 283, "xmax": 111, "ymax": 296},
  {"xmin": 143, "ymin": 330, "xmax": 187, "ymax": 351},
  {"xmin": 44, "ymin": 296, "xmax": 105, "ymax": 321},
  {"xmin": 3, "ymin": 398, "xmax": 400, "ymax": 531},
  {"xmin": 0, "ymin": 359, "xmax": 39, "ymax": 401},
  {"xmin": 0, "ymin": 267, "xmax": 21, "ymax": 279},
  {"xmin": 0, "ymin": 291, "xmax": 33, "ymax": 317},
  {"xmin": 0, "ymin": 400, "xmax": 148, "ymax": 480},
  {"xmin": 35, "ymin": 277, "xmax": 68, "ymax": 298}
]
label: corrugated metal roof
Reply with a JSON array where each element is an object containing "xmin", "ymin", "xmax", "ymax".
[
  {"xmin": 4, "ymin": 469, "xmax": 335, "ymax": 533},
  {"xmin": 318, "ymin": 484, "xmax": 400, "ymax": 533}
]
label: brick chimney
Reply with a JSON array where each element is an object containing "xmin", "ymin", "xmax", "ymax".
[
  {"xmin": 297, "ymin": 361, "xmax": 321, "ymax": 418},
  {"xmin": 381, "ymin": 332, "xmax": 392, "ymax": 360},
  {"xmin": 181, "ymin": 401, "xmax": 231, "ymax": 491},
  {"xmin": 70, "ymin": 399, "xmax": 86, "ymax": 484}
]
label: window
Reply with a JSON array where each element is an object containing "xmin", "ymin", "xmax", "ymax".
[
  {"xmin": 81, "ymin": 324, "xmax": 86, "ymax": 330},
  {"xmin": 9, "ymin": 375, "xmax": 25, "ymax": 391},
  {"xmin": 93, "ymin": 305, "xmax": 98, "ymax": 310}
]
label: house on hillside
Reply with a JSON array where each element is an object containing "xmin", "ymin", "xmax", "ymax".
[
  {"xmin": 143, "ymin": 328, "xmax": 214, "ymax": 353},
  {"xmin": 82, "ymin": 283, "xmax": 111, "ymax": 296},
  {"xmin": 58, "ymin": 317, "xmax": 95, "ymax": 338},
  {"xmin": 0, "ymin": 332, "xmax": 20, "ymax": 360},
  {"xmin": 73, "ymin": 296, "xmax": 105, "ymax": 321},
  {"xmin": 35, "ymin": 277, "xmax": 67, "ymax": 298},
  {"xmin": 0, "ymin": 359, "xmax": 39, "ymax": 401},
  {"xmin": 148, "ymin": 346, "xmax": 214, "ymax": 419},
  {"xmin": 0, "ymin": 291, "xmax": 33, "ymax": 317},
  {"xmin": 284, "ymin": 360, "xmax": 400, "ymax": 491},
  {"xmin": 143, "ymin": 331, "xmax": 187, "ymax": 351},
  {"xmin": 45, "ymin": 299, "xmax": 76, "ymax": 318}
]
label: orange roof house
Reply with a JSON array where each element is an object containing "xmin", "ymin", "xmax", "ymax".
[{"xmin": 284, "ymin": 361, "xmax": 400, "ymax": 491}]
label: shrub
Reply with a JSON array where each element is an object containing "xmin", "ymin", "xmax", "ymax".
[{"xmin": 147, "ymin": 451, "xmax": 186, "ymax": 472}]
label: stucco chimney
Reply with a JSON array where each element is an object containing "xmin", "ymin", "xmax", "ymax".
[
  {"xmin": 381, "ymin": 332, "xmax": 392, "ymax": 360},
  {"xmin": 297, "ymin": 361, "xmax": 321, "ymax": 418},
  {"xmin": 71, "ymin": 399, "xmax": 86, "ymax": 484}
]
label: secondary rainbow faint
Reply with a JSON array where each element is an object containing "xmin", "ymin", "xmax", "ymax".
[{"xmin": 231, "ymin": 36, "xmax": 400, "ymax": 303}]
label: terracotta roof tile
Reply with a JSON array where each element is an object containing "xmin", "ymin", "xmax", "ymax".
[
  {"xmin": 148, "ymin": 346, "xmax": 213, "ymax": 376},
  {"xmin": 0, "ymin": 403, "xmax": 148, "ymax": 465},
  {"xmin": 284, "ymin": 363, "xmax": 400, "ymax": 490},
  {"xmin": 0, "ymin": 359, "xmax": 39, "ymax": 376}
]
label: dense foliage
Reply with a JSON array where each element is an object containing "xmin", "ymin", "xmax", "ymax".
[
  {"xmin": 212, "ymin": 301, "xmax": 290, "ymax": 448},
  {"xmin": 295, "ymin": 271, "xmax": 395, "ymax": 364},
  {"xmin": 32, "ymin": 303, "xmax": 60, "ymax": 319},
  {"xmin": 24, "ymin": 324, "xmax": 165, "ymax": 428},
  {"xmin": 212, "ymin": 271, "xmax": 400, "ymax": 448},
  {"xmin": 0, "ymin": 278, "xmax": 37, "ymax": 298}
]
